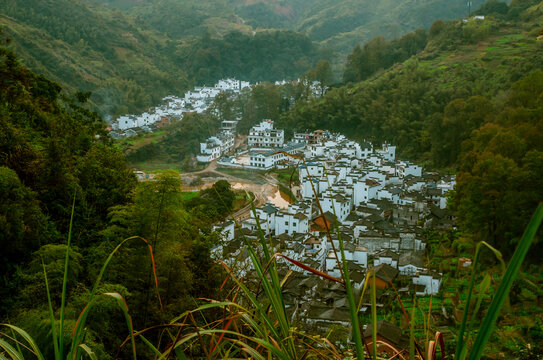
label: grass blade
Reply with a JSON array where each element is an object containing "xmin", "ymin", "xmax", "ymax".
[
  {"xmin": 68, "ymin": 298, "xmax": 98, "ymax": 359},
  {"xmin": 78, "ymin": 344, "xmax": 98, "ymax": 360},
  {"xmin": 0, "ymin": 338, "xmax": 24, "ymax": 360},
  {"xmin": 468, "ymin": 203, "xmax": 543, "ymax": 360},
  {"xmin": 410, "ymin": 297, "xmax": 415, "ymax": 360},
  {"xmin": 105, "ymin": 292, "xmax": 137, "ymax": 360},
  {"xmin": 273, "ymin": 253, "xmax": 342, "ymax": 283},
  {"xmin": 371, "ymin": 272, "xmax": 377, "ymax": 360},
  {"xmin": 42, "ymin": 262, "xmax": 59, "ymax": 359},
  {"xmin": 60, "ymin": 192, "xmax": 77, "ymax": 359},
  {"xmin": 1, "ymin": 324, "xmax": 46, "ymax": 360}
]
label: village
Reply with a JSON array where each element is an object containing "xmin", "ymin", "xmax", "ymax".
[
  {"xmin": 107, "ymin": 78, "xmax": 324, "ymax": 139},
  {"xmin": 117, "ymin": 83, "xmax": 462, "ymax": 347},
  {"xmin": 204, "ymin": 120, "xmax": 459, "ymax": 347}
]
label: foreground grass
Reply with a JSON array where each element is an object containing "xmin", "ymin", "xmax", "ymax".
[{"xmin": 1, "ymin": 184, "xmax": 541, "ymax": 359}]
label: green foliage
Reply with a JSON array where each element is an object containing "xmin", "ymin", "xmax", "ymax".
[
  {"xmin": 0, "ymin": 42, "xmax": 136, "ymax": 312},
  {"xmin": 455, "ymin": 71, "xmax": 543, "ymax": 257},
  {"xmin": 125, "ymin": 112, "xmax": 219, "ymax": 169},
  {"xmin": 177, "ymin": 30, "xmax": 319, "ymax": 86},
  {"xmin": 343, "ymin": 29, "xmax": 428, "ymax": 83},
  {"xmin": 0, "ymin": 0, "xmax": 190, "ymax": 116},
  {"xmin": 0, "ymin": 167, "xmax": 49, "ymax": 275},
  {"xmin": 280, "ymin": 11, "xmax": 543, "ymax": 163},
  {"xmin": 476, "ymin": 0, "xmax": 509, "ymax": 18}
]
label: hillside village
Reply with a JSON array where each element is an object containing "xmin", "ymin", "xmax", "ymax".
[
  {"xmin": 211, "ymin": 127, "xmax": 458, "ymax": 337},
  {"xmin": 109, "ymin": 78, "xmax": 251, "ymax": 138},
  {"xmin": 109, "ymin": 78, "xmax": 325, "ymax": 140}
]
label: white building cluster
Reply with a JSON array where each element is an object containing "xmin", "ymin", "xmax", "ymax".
[
  {"xmin": 110, "ymin": 79, "xmax": 251, "ymax": 138},
  {"xmin": 196, "ymin": 132, "xmax": 235, "ymax": 163},
  {"xmin": 213, "ymin": 130, "xmax": 457, "ymax": 331}
]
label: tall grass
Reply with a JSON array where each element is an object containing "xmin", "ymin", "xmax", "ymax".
[
  {"xmin": 156, "ymin": 157, "xmax": 541, "ymax": 359},
  {"xmin": 456, "ymin": 203, "xmax": 543, "ymax": 360},
  {"xmin": 0, "ymin": 194, "xmax": 163, "ymax": 360},
  {"xmin": 1, "ymin": 182, "xmax": 540, "ymax": 359}
]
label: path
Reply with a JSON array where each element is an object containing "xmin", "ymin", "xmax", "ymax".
[{"xmin": 177, "ymin": 134, "xmax": 289, "ymax": 220}]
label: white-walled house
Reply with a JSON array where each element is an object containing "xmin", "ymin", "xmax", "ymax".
[
  {"xmin": 353, "ymin": 178, "xmax": 381, "ymax": 205},
  {"xmin": 376, "ymin": 144, "xmax": 396, "ymax": 162},
  {"xmin": 396, "ymin": 161, "xmax": 422, "ymax": 178},
  {"xmin": 398, "ymin": 251, "xmax": 425, "ymax": 276},
  {"xmin": 320, "ymin": 192, "xmax": 351, "ymax": 222},
  {"xmin": 249, "ymin": 142, "xmax": 305, "ymax": 170},
  {"xmin": 275, "ymin": 211, "xmax": 309, "ymax": 235},
  {"xmin": 197, "ymin": 132, "xmax": 235, "ymax": 163},
  {"xmin": 254, "ymin": 202, "xmax": 279, "ymax": 234},
  {"xmin": 116, "ymin": 115, "xmax": 138, "ymax": 130},
  {"xmin": 250, "ymin": 150, "xmax": 282, "ymax": 169},
  {"xmin": 248, "ymin": 120, "xmax": 285, "ymax": 148},
  {"xmin": 213, "ymin": 220, "xmax": 235, "ymax": 241},
  {"xmin": 373, "ymin": 249, "xmax": 399, "ymax": 268},
  {"xmin": 412, "ymin": 272, "xmax": 442, "ymax": 295}
]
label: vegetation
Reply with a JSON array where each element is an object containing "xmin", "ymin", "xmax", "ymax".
[
  {"xmin": 86, "ymin": 0, "xmax": 488, "ymax": 53},
  {"xmin": 0, "ymin": 43, "xmax": 240, "ymax": 358},
  {"xmin": 1, "ymin": 0, "xmax": 498, "ymax": 117},
  {"xmin": 1, "ymin": 0, "xmax": 542, "ymax": 358},
  {"xmin": 0, "ymin": 0, "xmax": 322, "ymax": 117}
]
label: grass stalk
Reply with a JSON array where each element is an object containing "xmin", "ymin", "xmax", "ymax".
[
  {"xmin": 371, "ymin": 272, "xmax": 377, "ymax": 360},
  {"xmin": 59, "ymin": 192, "xmax": 77, "ymax": 359},
  {"xmin": 42, "ymin": 262, "xmax": 60, "ymax": 359},
  {"xmin": 410, "ymin": 296, "xmax": 415, "ymax": 360},
  {"xmin": 467, "ymin": 203, "xmax": 543, "ymax": 360}
]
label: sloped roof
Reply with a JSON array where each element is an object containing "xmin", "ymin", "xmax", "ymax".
[
  {"xmin": 372, "ymin": 263, "xmax": 399, "ymax": 283},
  {"xmin": 318, "ymin": 308, "xmax": 351, "ymax": 322},
  {"xmin": 363, "ymin": 321, "xmax": 407, "ymax": 348},
  {"xmin": 376, "ymin": 249, "xmax": 399, "ymax": 260},
  {"xmin": 261, "ymin": 202, "xmax": 278, "ymax": 215},
  {"xmin": 294, "ymin": 212, "xmax": 308, "ymax": 220},
  {"xmin": 399, "ymin": 251, "xmax": 425, "ymax": 268}
]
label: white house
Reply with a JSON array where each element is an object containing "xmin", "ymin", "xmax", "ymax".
[
  {"xmin": 254, "ymin": 202, "xmax": 279, "ymax": 234},
  {"xmin": 353, "ymin": 178, "xmax": 381, "ymax": 205},
  {"xmin": 197, "ymin": 131, "xmax": 235, "ymax": 163},
  {"xmin": 274, "ymin": 211, "xmax": 309, "ymax": 235},
  {"xmin": 412, "ymin": 271, "xmax": 442, "ymax": 295},
  {"xmin": 116, "ymin": 115, "xmax": 138, "ymax": 130},
  {"xmin": 396, "ymin": 161, "xmax": 422, "ymax": 178},
  {"xmin": 373, "ymin": 249, "xmax": 399, "ymax": 268},
  {"xmin": 249, "ymin": 142, "xmax": 304, "ymax": 170},
  {"xmin": 213, "ymin": 220, "xmax": 236, "ymax": 242},
  {"xmin": 248, "ymin": 120, "xmax": 284, "ymax": 149},
  {"xmin": 320, "ymin": 192, "xmax": 351, "ymax": 222},
  {"xmin": 398, "ymin": 251, "xmax": 425, "ymax": 276},
  {"xmin": 376, "ymin": 144, "xmax": 396, "ymax": 162}
]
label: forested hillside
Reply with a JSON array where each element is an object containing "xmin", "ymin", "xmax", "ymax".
[
  {"xmin": 0, "ymin": 0, "xmax": 191, "ymax": 117},
  {"xmin": 280, "ymin": 0, "xmax": 543, "ymax": 163},
  {"xmin": 0, "ymin": 0, "xmax": 321, "ymax": 116},
  {"xmin": 0, "ymin": 0, "xmax": 499, "ymax": 117},
  {"xmin": 87, "ymin": 0, "xmax": 488, "ymax": 53},
  {"xmin": 0, "ymin": 41, "xmax": 241, "ymax": 358},
  {"xmin": 278, "ymin": 0, "xmax": 543, "ymax": 258}
]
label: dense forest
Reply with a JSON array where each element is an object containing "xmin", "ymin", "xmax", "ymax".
[
  {"xmin": 1, "ymin": 0, "xmax": 493, "ymax": 117},
  {"xmin": 0, "ymin": 0, "xmax": 322, "ymax": 116},
  {"xmin": 86, "ymin": 0, "xmax": 487, "ymax": 53},
  {"xmin": 0, "ymin": 41, "xmax": 243, "ymax": 358}
]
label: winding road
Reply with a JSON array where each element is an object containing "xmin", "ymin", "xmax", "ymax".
[{"xmin": 179, "ymin": 134, "xmax": 287, "ymax": 220}]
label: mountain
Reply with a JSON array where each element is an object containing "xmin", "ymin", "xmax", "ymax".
[
  {"xmin": 280, "ymin": 0, "xmax": 543, "ymax": 163},
  {"xmin": 0, "ymin": 0, "xmax": 320, "ymax": 116},
  {"xmin": 0, "ymin": 0, "xmax": 189, "ymax": 116},
  {"xmin": 85, "ymin": 0, "xmax": 488, "ymax": 52}
]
